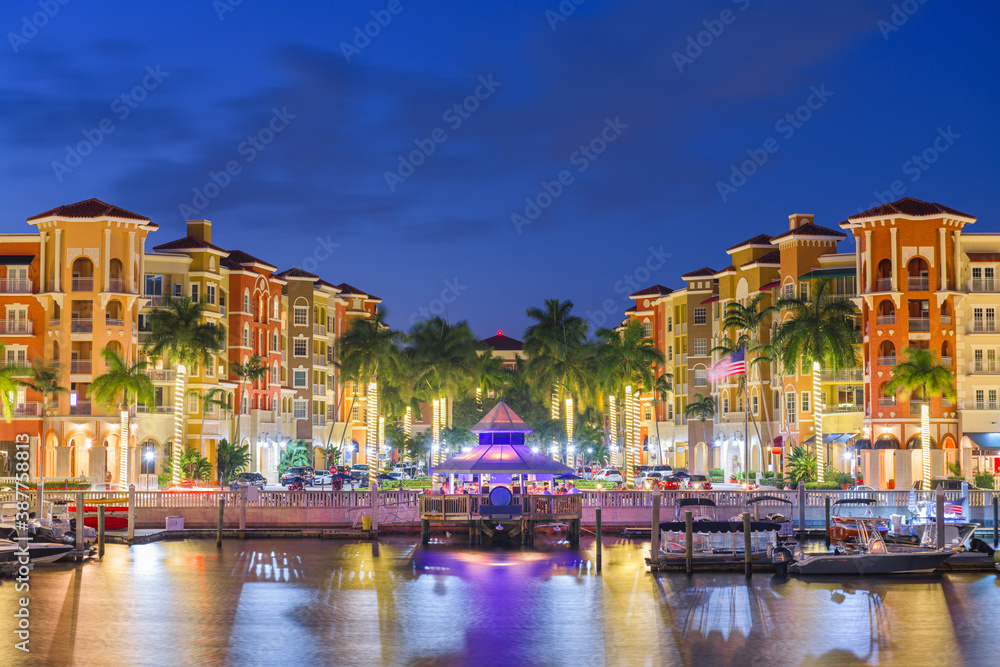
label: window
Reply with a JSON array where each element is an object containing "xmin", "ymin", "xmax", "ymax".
[
  {"xmin": 188, "ymin": 394, "xmax": 198, "ymax": 414},
  {"xmin": 799, "ymin": 282, "xmax": 809, "ymax": 300},
  {"xmin": 738, "ymin": 396, "xmax": 743, "ymax": 412},
  {"xmin": 801, "ymin": 391, "xmax": 810, "ymax": 413},
  {"xmin": 272, "ymin": 332, "xmax": 279, "ymax": 350},
  {"xmin": 667, "ymin": 317, "xmax": 672, "ymax": 332},
  {"xmin": 206, "ymin": 284, "xmax": 216, "ymax": 305},
  {"xmin": 5, "ymin": 347, "xmax": 26, "ymax": 365},
  {"xmin": 173, "ymin": 283, "xmax": 182, "ymax": 297},
  {"xmin": 242, "ymin": 326, "xmax": 250, "ymax": 347},
  {"xmin": 642, "ymin": 320, "xmax": 653, "ymax": 338},
  {"xmin": 668, "ymin": 345, "xmax": 672, "ymax": 361},
  {"xmin": 293, "ymin": 399, "xmax": 308, "ymax": 419},
  {"xmin": 786, "ymin": 393, "xmax": 796, "ymax": 424},
  {"xmin": 693, "ymin": 339, "xmax": 707, "ymax": 355},
  {"xmin": 976, "ymin": 389, "xmax": 984, "ymax": 410},
  {"xmin": 243, "ymin": 291, "xmax": 250, "ymax": 313},
  {"xmin": 190, "ymin": 283, "xmax": 199, "ymax": 302},
  {"xmin": 989, "ymin": 308, "xmax": 997, "ymax": 332},
  {"xmin": 752, "ymin": 395, "xmax": 758, "ymax": 415},
  {"xmin": 6, "ymin": 306, "xmax": 28, "ymax": 334},
  {"xmin": 205, "ymin": 357, "xmax": 214, "ymax": 377},
  {"xmin": 667, "ymin": 404, "xmax": 673, "ymax": 420},
  {"xmin": 273, "ymin": 301, "xmax": 279, "ymax": 319},
  {"xmin": 293, "ymin": 339, "xmax": 307, "ymax": 357},
  {"xmin": 294, "ymin": 306, "xmax": 308, "ymax": 326},
  {"xmin": 784, "ymin": 283, "xmax": 794, "ymax": 299},
  {"xmin": 350, "ymin": 403, "xmax": 360, "ymax": 422},
  {"xmin": 643, "ymin": 404, "xmax": 652, "ymax": 420},
  {"xmin": 722, "ymin": 397, "xmax": 729, "ymax": 414},
  {"xmin": 990, "ymin": 390, "xmax": 998, "ymax": 411},
  {"xmin": 293, "ymin": 369, "xmax": 307, "ymax": 388},
  {"xmin": 989, "ymin": 349, "xmax": 998, "ymax": 373},
  {"xmin": 145, "ymin": 274, "xmax": 162, "ymax": 296},
  {"xmin": 694, "ymin": 369, "xmax": 707, "ymax": 386},
  {"xmin": 693, "ymin": 308, "xmax": 706, "ymax": 325}
]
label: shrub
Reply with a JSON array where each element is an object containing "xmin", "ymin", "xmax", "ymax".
[
  {"xmin": 787, "ymin": 447, "xmax": 817, "ymax": 484},
  {"xmin": 774, "ymin": 481, "xmax": 787, "ymax": 490},
  {"xmin": 708, "ymin": 468, "xmax": 724, "ymax": 477},
  {"xmin": 833, "ymin": 471, "xmax": 854, "ymax": 486},
  {"xmin": 805, "ymin": 481, "xmax": 842, "ymax": 490},
  {"xmin": 974, "ymin": 473, "xmax": 996, "ymax": 490}
]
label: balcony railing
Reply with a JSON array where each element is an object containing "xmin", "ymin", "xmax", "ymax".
[
  {"xmin": 136, "ymin": 404, "xmax": 174, "ymax": 414},
  {"xmin": 826, "ymin": 404, "xmax": 864, "ymax": 413},
  {"xmin": 876, "ymin": 315, "xmax": 895, "ymax": 325},
  {"xmin": 910, "ymin": 401, "xmax": 928, "ymax": 416},
  {"xmin": 314, "ymin": 324, "xmax": 326, "ymax": 335},
  {"xmin": 877, "ymin": 397, "xmax": 896, "ymax": 407},
  {"xmin": 313, "ymin": 384, "xmax": 325, "ymax": 396},
  {"xmin": 941, "ymin": 356, "xmax": 953, "ymax": 367},
  {"xmin": 970, "ymin": 362, "xmax": 1000, "ymax": 375},
  {"xmin": 970, "ymin": 278, "xmax": 998, "ymax": 293},
  {"xmin": 70, "ymin": 359, "xmax": 92, "ymax": 374},
  {"xmin": 313, "ymin": 415, "xmax": 326, "ymax": 426},
  {"xmin": 220, "ymin": 305, "xmax": 227, "ymax": 315},
  {"xmin": 314, "ymin": 354, "xmax": 326, "ymax": 366},
  {"xmin": 71, "ymin": 277, "xmax": 94, "ymax": 292},
  {"xmin": 107, "ymin": 278, "xmax": 129, "ymax": 293},
  {"xmin": 0, "ymin": 320, "xmax": 33, "ymax": 335},
  {"xmin": 0, "ymin": 279, "xmax": 34, "ymax": 294},
  {"xmin": 973, "ymin": 401, "xmax": 999, "ymax": 411},
  {"xmin": 970, "ymin": 322, "xmax": 998, "ymax": 334},
  {"xmin": 908, "ymin": 317, "xmax": 930, "ymax": 332},
  {"xmin": 820, "ymin": 368, "xmax": 863, "ymax": 382},
  {"xmin": 940, "ymin": 315, "xmax": 952, "ymax": 325},
  {"xmin": 105, "ymin": 318, "xmax": 124, "ymax": 327},
  {"xmin": 145, "ymin": 369, "xmax": 176, "ymax": 382},
  {"xmin": 13, "ymin": 402, "xmax": 41, "ymax": 417},
  {"xmin": 875, "ymin": 277, "xmax": 894, "ymax": 292},
  {"xmin": 70, "ymin": 318, "xmax": 93, "ymax": 333},
  {"xmin": 908, "ymin": 277, "xmax": 929, "ymax": 291},
  {"xmin": 877, "ymin": 356, "xmax": 897, "ymax": 366},
  {"xmin": 70, "ymin": 401, "xmax": 92, "ymax": 416},
  {"xmin": 145, "ymin": 294, "xmax": 166, "ymax": 306}
]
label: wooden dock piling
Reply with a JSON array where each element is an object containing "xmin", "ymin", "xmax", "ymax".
[
  {"xmin": 97, "ymin": 505, "xmax": 105, "ymax": 559},
  {"xmin": 824, "ymin": 496, "xmax": 831, "ymax": 547},
  {"xmin": 595, "ymin": 507, "xmax": 602, "ymax": 573},
  {"xmin": 217, "ymin": 498, "xmax": 225, "ymax": 548},
  {"xmin": 685, "ymin": 510, "xmax": 693, "ymax": 575},
  {"xmin": 743, "ymin": 513, "xmax": 752, "ymax": 577}
]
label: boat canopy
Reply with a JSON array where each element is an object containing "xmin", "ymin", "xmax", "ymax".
[
  {"xmin": 677, "ymin": 497, "xmax": 717, "ymax": 507},
  {"xmin": 659, "ymin": 521, "xmax": 781, "ymax": 533},
  {"xmin": 744, "ymin": 495, "xmax": 792, "ymax": 505},
  {"xmin": 832, "ymin": 498, "xmax": 877, "ymax": 505}
]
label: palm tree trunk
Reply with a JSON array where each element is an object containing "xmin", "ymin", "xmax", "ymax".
[
  {"xmin": 119, "ymin": 399, "xmax": 130, "ymax": 486},
  {"xmin": 234, "ymin": 379, "xmax": 245, "ymax": 448},
  {"xmin": 172, "ymin": 365, "xmax": 187, "ymax": 485}
]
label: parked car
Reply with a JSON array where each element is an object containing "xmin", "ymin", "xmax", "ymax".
[
  {"xmin": 685, "ymin": 474, "xmax": 712, "ymax": 491},
  {"xmin": 90, "ymin": 483, "xmax": 129, "ymax": 492},
  {"xmin": 596, "ymin": 469, "xmax": 623, "ymax": 484},
  {"xmin": 350, "ymin": 464, "xmax": 370, "ymax": 481},
  {"xmin": 636, "ymin": 471, "xmax": 664, "ymax": 489},
  {"xmin": 386, "ymin": 470, "xmax": 409, "ymax": 481},
  {"xmin": 574, "ymin": 466, "xmax": 594, "ymax": 480},
  {"xmin": 313, "ymin": 471, "xmax": 333, "ymax": 485},
  {"xmin": 848, "ymin": 484, "xmax": 876, "ymax": 492},
  {"xmin": 281, "ymin": 466, "xmax": 315, "ymax": 486},
  {"xmin": 392, "ymin": 464, "xmax": 417, "ymax": 478},
  {"xmin": 911, "ymin": 477, "xmax": 978, "ymax": 491},
  {"xmin": 234, "ymin": 472, "xmax": 266, "ymax": 490}
]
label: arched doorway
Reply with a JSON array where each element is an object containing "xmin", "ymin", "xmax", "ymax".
[
  {"xmin": 905, "ymin": 434, "xmax": 937, "ymax": 450},
  {"xmin": 104, "ymin": 434, "xmax": 120, "ymax": 484},
  {"xmin": 69, "ymin": 434, "xmax": 90, "ymax": 477},
  {"xmin": 750, "ymin": 441, "xmax": 762, "ymax": 473},
  {"xmin": 692, "ymin": 442, "xmax": 707, "ymax": 474}
]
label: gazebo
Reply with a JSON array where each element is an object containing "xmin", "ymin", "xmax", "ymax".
[{"xmin": 430, "ymin": 400, "xmax": 572, "ymax": 491}]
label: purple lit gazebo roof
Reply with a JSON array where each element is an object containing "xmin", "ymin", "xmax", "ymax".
[{"xmin": 470, "ymin": 401, "xmax": 532, "ymax": 434}]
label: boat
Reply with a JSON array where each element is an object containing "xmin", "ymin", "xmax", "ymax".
[
  {"xmin": 674, "ymin": 496, "xmax": 720, "ymax": 521},
  {"xmin": 742, "ymin": 495, "xmax": 795, "ymax": 542},
  {"xmin": 829, "ymin": 498, "xmax": 889, "ymax": 542},
  {"xmin": 790, "ymin": 519, "xmax": 959, "ymax": 576},
  {"xmin": 653, "ymin": 518, "xmax": 788, "ymax": 571},
  {"xmin": 887, "ymin": 490, "xmax": 973, "ymax": 546},
  {"xmin": 0, "ymin": 537, "xmax": 77, "ymax": 564}
]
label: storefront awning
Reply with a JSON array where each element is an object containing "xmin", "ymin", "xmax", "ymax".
[
  {"xmin": 964, "ymin": 432, "xmax": 1000, "ymax": 450},
  {"xmin": 0, "ymin": 255, "xmax": 34, "ymax": 265},
  {"xmin": 804, "ymin": 433, "xmax": 845, "ymax": 445},
  {"xmin": 854, "ymin": 438, "xmax": 872, "ymax": 450},
  {"xmin": 798, "ymin": 267, "xmax": 856, "ymax": 279}
]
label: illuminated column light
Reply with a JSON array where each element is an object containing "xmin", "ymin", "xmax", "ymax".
[
  {"xmin": 551, "ymin": 389, "xmax": 560, "ymax": 450},
  {"xmin": 172, "ymin": 364, "xmax": 186, "ymax": 485},
  {"xmin": 565, "ymin": 396, "xmax": 574, "ymax": 465},
  {"xmin": 432, "ymin": 398, "xmax": 441, "ymax": 466},
  {"xmin": 119, "ymin": 408, "xmax": 129, "ymax": 486},
  {"xmin": 403, "ymin": 407, "xmax": 412, "ymax": 463},
  {"xmin": 921, "ymin": 401, "xmax": 931, "ymax": 483},
  {"xmin": 813, "ymin": 361, "xmax": 823, "ymax": 482},
  {"xmin": 476, "ymin": 387, "xmax": 482, "ymax": 412},
  {"xmin": 367, "ymin": 380, "xmax": 378, "ymax": 486},
  {"xmin": 625, "ymin": 384, "xmax": 634, "ymax": 487},
  {"xmin": 608, "ymin": 395, "xmax": 617, "ymax": 468}
]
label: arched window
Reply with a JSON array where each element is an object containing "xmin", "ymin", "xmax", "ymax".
[
  {"xmin": 907, "ymin": 257, "xmax": 929, "ymax": 290},
  {"xmin": 941, "ymin": 341, "xmax": 951, "ymax": 365},
  {"xmin": 243, "ymin": 289, "xmax": 251, "ymax": 313},
  {"xmin": 242, "ymin": 325, "xmax": 250, "ymax": 347},
  {"xmin": 876, "ymin": 300, "xmax": 894, "ymax": 325},
  {"xmin": 109, "ymin": 258, "xmax": 124, "ymax": 292},
  {"xmin": 106, "ymin": 299, "xmax": 123, "ymax": 325},
  {"xmin": 72, "ymin": 257, "xmax": 94, "ymax": 291},
  {"xmin": 905, "ymin": 433, "xmax": 936, "ymax": 450},
  {"xmin": 876, "ymin": 259, "xmax": 892, "ymax": 291},
  {"xmin": 878, "ymin": 340, "xmax": 895, "ymax": 366}
]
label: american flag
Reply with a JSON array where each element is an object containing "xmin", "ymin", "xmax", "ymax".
[{"xmin": 708, "ymin": 347, "xmax": 746, "ymax": 382}]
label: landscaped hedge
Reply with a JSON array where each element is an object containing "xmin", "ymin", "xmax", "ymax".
[
  {"xmin": 21, "ymin": 479, "xmax": 92, "ymax": 490},
  {"xmin": 805, "ymin": 482, "xmax": 843, "ymax": 490},
  {"xmin": 974, "ymin": 473, "xmax": 997, "ymax": 490}
]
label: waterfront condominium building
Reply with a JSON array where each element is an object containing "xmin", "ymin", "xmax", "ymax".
[{"xmin": 0, "ymin": 199, "xmax": 387, "ymax": 485}]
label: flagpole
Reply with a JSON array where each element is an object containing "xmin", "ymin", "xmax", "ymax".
[{"xmin": 743, "ymin": 376, "xmax": 749, "ymax": 489}]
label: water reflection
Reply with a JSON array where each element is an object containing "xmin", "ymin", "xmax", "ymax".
[{"xmin": 2, "ymin": 536, "xmax": 999, "ymax": 666}]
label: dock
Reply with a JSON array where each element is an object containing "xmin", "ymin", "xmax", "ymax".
[{"xmin": 419, "ymin": 493, "xmax": 582, "ymax": 546}]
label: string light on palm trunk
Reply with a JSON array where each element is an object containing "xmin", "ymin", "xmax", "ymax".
[
  {"xmin": 172, "ymin": 364, "xmax": 186, "ymax": 485},
  {"xmin": 120, "ymin": 408, "xmax": 129, "ymax": 486},
  {"xmin": 813, "ymin": 361, "xmax": 823, "ymax": 482},
  {"xmin": 921, "ymin": 401, "xmax": 931, "ymax": 483},
  {"xmin": 608, "ymin": 394, "xmax": 617, "ymax": 468},
  {"xmin": 367, "ymin": 380, "xmax": 378, "ymax": 486}
]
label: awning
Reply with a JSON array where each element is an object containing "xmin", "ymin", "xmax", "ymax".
[
  {"xmin": 0, "ymin": 255, "xmax": 34, "ymax": 265},
  {"xmin": 701, "ymin": 296, "xmax": 719, "ymax": 305},
  {"xmin": 963, "ymin": 432, "xmax": 1000, "ymax": 450},
  {"xmin": 966, "ymin": 253, "xmax": 1000, "ymax": 262},
  {"xmin": 874, "ymin": 435, "xmax": 900, "ymax": 450},
  {"xmin": 799, "ymin": 267, "xmax": 856, "ymax": 280},
  {"xmin": 758, "ymin": 280, "xmax": 779, "ymax": 291},
  {"xmin": 854, "ymin": 438, "xmax": 872, "ymax": 450},
  {"xmin": 833, "ymin": 433, "xmax": 857, "ymax": 444},
  {"xmin": 804, "ymin": 433, "xmax": 845, "ymax": 445}
]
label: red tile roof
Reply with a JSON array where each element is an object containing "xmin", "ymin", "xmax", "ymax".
[
  {"xmin": 740, "ymin": 250, "xmax": 780, "ymax": 267},
  {"xmin": 849, "ymin": 197, "xmax": 974, "ymax": 220},
  {"xmin": 222, "ymin": 249, "xmax": 276, "ymax": 271},
  {"xmin": 336, "ymin": 282, "xmax": 381, "ymax": 301},
  {"xmin": 28, "ymin": 198, "xmax": 153, "ymax": 224},
  {"xmin": 153, "ymin": 236, "xmax": 228, "ymax": 253},
  {"xmin": 628, "ymin": 284, "xmax": 673, "ymax": 298},
  {"xmin": 275, "ymin": 267, "xmax": 319, "ymax": 279},
  {"xmin": 770, "ymin": 222, "xmax": 846, "ymax": 241},
  {"xmin": 726, "ymin": 234, "xmax": 773, "ymax": 252},
  {"xmin": 481, "ymin": 333, "xmax": 523, "ymax": 351},
  {"xmin": 714, "ymin": 266, "xmax": 736, "ymax": 274},
  {"xmin": 681, "ymin": 267, "xmax": 716, "ymax": 278}
]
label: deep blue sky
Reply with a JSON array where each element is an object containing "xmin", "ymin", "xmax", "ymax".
[{"xmin": 3, "ymin": 0, "xmax": 998, "ymax": 338}]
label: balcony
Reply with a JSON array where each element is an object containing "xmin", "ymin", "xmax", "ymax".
[
  {"xmin": 969, "ymin": 278, "xmax": 998, "ymax": 293},
  {"xmin": 876, "ymin": 315, "xmax": 895, "ymax": 325},
  {"xmin": 826, "ymin": 404, "xmax": 864, "ymax": 413},
  {"xmin": 12, "ymin": 402, "xmax": 41, "ymax": 417},
  {"xmin": 107, "ymin": 278, "xmax": 129, "ymax": 293},
  {"xmin": 313, "ymin": 384, "xmax": 325, "ymax": 396},
  {"xmin": 877, "ymin": 356, "xmax": 897, "ymax": 367},
  {"xmin": 71, "ymin": 317, "xmax": 93, "ymax": 333},
  {"xmin": 910, "ymin": 401, "xmax": 928, "ymax": 416},
  {"xmin": 145, "ymin": 369, "xmax": 176, "ymax": 382},
  {"xmin": 940, "ymin": 315, "xmax": 952, "ymax": 325},
  {"xmin": 145, "ymin": 294, "xmax": 166, "ymax": 306},
  {"xmin": 877, "ymin": 397, "xmax": 896, "ymax": 407},
  {"xmin": 71, "ymin": 278, "xmax": 94, "ymax": 292},
  {"xmin": 136, "ymin": 404, "xmax": 173, "ymax": 414},
  {"xmin": 908, "ymin": 317, "xmax": 930, "ymax": 332},
  {"xmin": 973, "ymin": 402, "xmax": 999, "ymax": 411},
  {"xmin": 875, "ymin": 277, "xmax": 894, "ymax": 292},
  {"xmin": 941, "ymin": 356, "xmax": 953, "ymax": 367},
  {"xmin": 970, "ymin": 322, "xmax": 998, "ymax": 334},
  {"xmin": 0, "ymin": 279, "xmax": 34, "ymax": 294},
  {"xmin": 314, "ymin": 354, "xmax": 326, "ymax": 367},
  {"xmin": 908, "ymin": 277, "xmax": 929, "ymax": 291},
  {"xmin": 105, "ymin": 318, "xmax": 124, "ymax": 327},
  {"xmin": 970, "ymin": 362, "xmax": 1000, "ymax": 375},
  {"xmin": 70, "ymin": 401, "xmax": 92, "ymax": 416},
  {"xmin": 314, "ymin": 324, "xmax": 326, "ymax": 336},
  {"xmin": 0, "ymin": 320, "xmax": 33, "ymax": 335},
  {"xmin": 820, "ymin": 368, "xmax": 863, "ymax": 382},
  {"xmin": 70, "ymin": 359, "xmax": 92, "ymax": 374}
]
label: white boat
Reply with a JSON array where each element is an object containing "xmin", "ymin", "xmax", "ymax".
[{"xmin": 0, "ymin": 538, "xmax": 76, "ymax": 564}]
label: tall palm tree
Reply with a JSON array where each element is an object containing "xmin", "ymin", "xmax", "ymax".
[
  {"xmin": 595, "ymin": 320, "xmax": 664, "ymax": 486},
  {"xmin": 0, "ymin": 343, "xmax": 31, "ymax": 422},
  {"xmin": 775, "ymin": 278, "xmax": 859, "ymax": 482},
  {"xmin": 18, "ymin": 359, "xmax": 67, "ymax": 478},
  {"xmin": 523, "ymin": 299, "xmax": 594, "ymax": 456},
  {"xmin": 89, "ymin": 347, "xmax": 155, "ymax": 485},
  {"xmin": 684, "ymin": 393, "xmax": 716, "ymax": 472},
  {"xmin": 143, "ymin": 296, "xmax": 225, "ymax": 484},
  {"xmin": 887, "ymin": 347, "xmax": 955, "ymax": 483},
  {"xmin": 474, "ymin": 349, "xmax": 511, "ymax": 411},
  {"xmin": 230, "ymin": 355, "xmax": 267, "ymax": 447},
  {"xmin": 336, "ymin": 308, "xmax": 402, "ymax": 485},
  {"xmin": 190, "ymin": 387, "xmax": 229, "ymax": 462},
  {"xmin": 216, "ymin": 438, "xmax": 251, "ymax": 486},
  {"xmin": 721, "ymin": 294, "xmax": 777, "ymax": 458},
  {"xmin": 649, "ymin": 371, "xmax": 673, "ymax": 464}
]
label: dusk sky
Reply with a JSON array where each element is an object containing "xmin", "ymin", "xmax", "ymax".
[{"xmin": 3, "ymin": 0, "xmax": 998, "ymax": 338}]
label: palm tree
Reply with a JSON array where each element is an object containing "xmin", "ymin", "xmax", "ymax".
[
  {"xmin": 336, "ymin": 308, "xmax": 402, "ymax": 485},
  {"xmin": 684, "ymin": 393, "xmax": 716, "ymax": 473},
  {"xmin": 89, "ymin": 347, "xmax": 155, "ymax": 485},
  {"xmin": 649, "ymin": 371, "xmax": 673, "ymax": 464},
  {"xmin": 473, "ymin": 349, "xmax": 511, "ymax": 411},
  {"xmin": 143, "ymin": 296, "xmax": 226, "ymax": 484},
  {"xmin": 776, "ymin": 278, "xmax": 859, "ymax": 481},
  {"xmin": 0, "ymin": 343, "xmax": 31, "ymax": 422},
  {"xmin": 524, "ymin": 299, "xmax": 595, "ymax": 462},
  {"xmin": 230, "ymin": 355, "xmax": 267, "ymax": 447},
  {"xmin": 216, "ymin": 438, "xmax": 251, "ymax": 486},
  {"xmin": 18, "ymin": 359, "xmax": 67, "ymax": 478},
  {"xmin": 190, "ymin": 387, "xmax": 229, "ymax": 461},
  {"xmin": 595, "ymin": 320, "xmax": 665, "ymax": 486},
  {"xmin": 887, "ymin": 347, "xmax": 956, "ymax": 483}
]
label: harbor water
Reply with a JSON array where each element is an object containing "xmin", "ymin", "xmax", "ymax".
[{"xmin": 2, "ymin": 535, "xmax": 999, "ymax": 666}]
